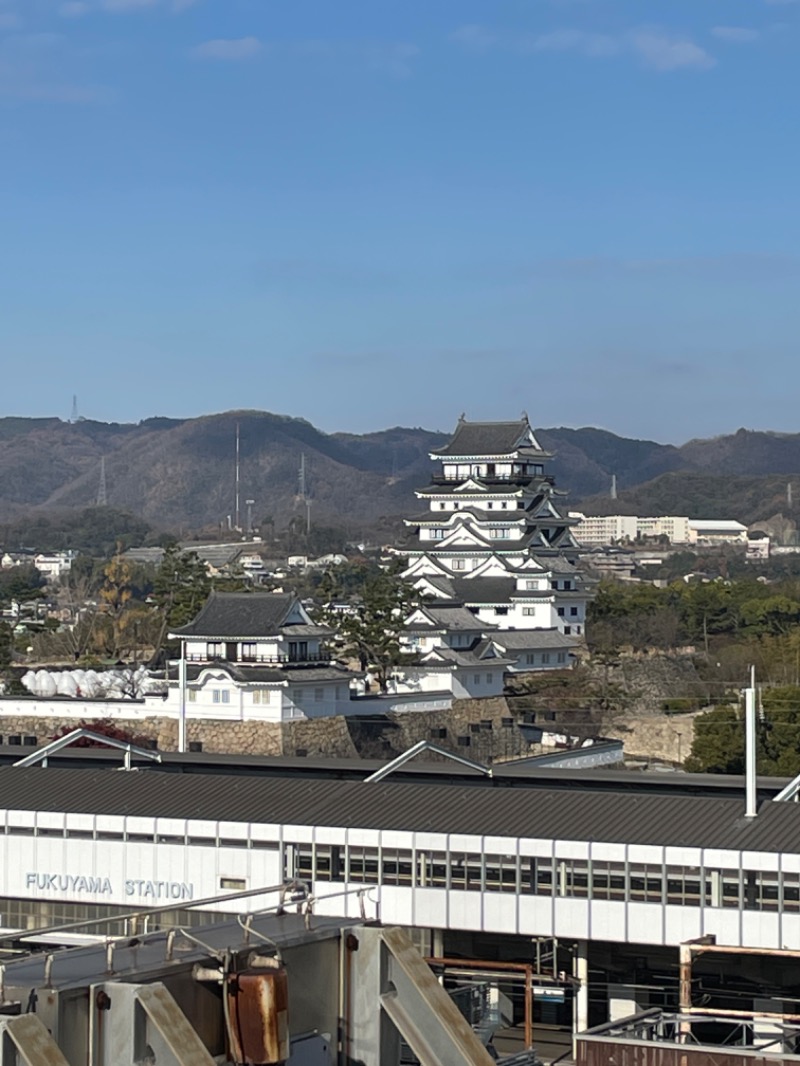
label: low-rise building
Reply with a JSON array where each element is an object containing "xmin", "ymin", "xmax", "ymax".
[
  {"xmin": 165, "ymin": 591, "xmax": 356, "ymax": 721},
  {"xmin": 571, "ymin": 513, "xmax": 747, "ymax": 547},
  {"xmin": 31, "ymin": 551, "xmax": 75, "ymax": 581}
]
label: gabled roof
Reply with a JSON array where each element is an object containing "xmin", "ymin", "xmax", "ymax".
[
  {"xmin": 431, "ymin": 417, "xmax": 548, "ymax": 458},
  {"xmin": 170, "ymin": 591, "xmax": 302, "ymax": 639},
  {"xmin": 491, "ymin": 629, "xmax": 580, "ymax": 651},
  {"xmin": 420, "ymin": 641, "xmax": 513, "ymax": 668},
  {"xmin": 407, "ymin": 603, "xmax": 491, "ymax": 632}
]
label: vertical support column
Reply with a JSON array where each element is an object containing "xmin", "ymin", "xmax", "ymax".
[
  {"xmin": 178, "ymin": 639, "xmax": 187, "ymax": 754},
  {"xmin": 432, "ymin": 929, "xmax": 444, "ymax": 959},
  {"xmin": 745, "ymin": 665, "xmax": 757, "ymax": 819},
  {"xmin": 573, "ymin": 940, "xmax": 589, "ymax": 1058},
  {"xmin": 678, "ymin": 941, "xmax": 692, "ymax": 1042}
]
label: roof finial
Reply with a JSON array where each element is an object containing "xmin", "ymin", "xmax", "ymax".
[
  {"xmin": 458, "ymin": 411, "xmax": 466, "ymax": 423},
  {"xmin": 521, "ymin": 410, "xmax": 529, "ymax": 422}
]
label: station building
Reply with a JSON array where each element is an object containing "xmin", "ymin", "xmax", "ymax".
[{"xmin": 0, "ymin": 754, "xmax": 798, "ymax": 1034}]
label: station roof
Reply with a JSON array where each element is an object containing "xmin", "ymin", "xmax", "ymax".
[{"xmin": 0, "ymin": 764, "xmax": 797, "ymax": 854}]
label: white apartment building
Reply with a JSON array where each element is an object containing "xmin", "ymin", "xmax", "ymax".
[{"xmin": 572, "ymin": 513, "xmax": 747, "ymax": 547}]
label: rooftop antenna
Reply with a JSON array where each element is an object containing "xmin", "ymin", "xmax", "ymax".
[
  {"xmin": 610, "ymin": 474, "xmax": 618, "ymax": 500},
  {"xmin": 234, "ymin": 422, "xmax": 241, "ymax": 531},
  {"xmin": 70, "ymin": 394, "xmax": 79, "ymax": 424},
  {"xmin": 96, "ymin": 456, "xmax": 108, "ymax": 507}
]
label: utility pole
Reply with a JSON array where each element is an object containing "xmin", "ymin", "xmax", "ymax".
[{"xmin": 745, "ymin": 665, "xmax": 757, "ymax": 819}]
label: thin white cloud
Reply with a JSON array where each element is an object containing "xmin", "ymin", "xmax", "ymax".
[
  {"xmin": 192, "ymin": 36, "xmax": 262, "ymax": 61},
  {"xmin": 101, "ymin": 0, "xmax": 159, "ymax": 10},
  {"xmin": 449, "ymin": 24, "xmax": 498, "ymax": 52},
  {"xmin": 628, "ymin": 28, "xmax": 715, "ymax": 71},
  {"xmin": 711, "ymin": 26, "xmax": 760, "ymax": 43},
  {"xmin": 59, "ymin": 1, "xmax": 90, "ymax": 17},
  {"xmin": 525, "ymin": 254, "xmax": 800, "ymax": 282},
  {"xmin": 451, "ymin": 23, "xmax": 715, "ymax": 72},
  {"xmin": 528, "ymin": 29, "xmax": 620, "ymax": 57},
  {"xmin": 0, "ymin": 29, "xmax": 108, "ymax": 102}
]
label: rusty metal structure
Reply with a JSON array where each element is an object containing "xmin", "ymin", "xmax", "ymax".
[
  {"xmin": 0, "ymin": 894, "xmax": 525, "ymax": 1066},
  {"xmin": 575, "ymin": 1008, "xmax": 800, "ymax": 1065}
]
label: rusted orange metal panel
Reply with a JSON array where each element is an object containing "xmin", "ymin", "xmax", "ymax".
[{"xmin": 226, "ymin": 965, "xmax": 290, "ymax": 1065}]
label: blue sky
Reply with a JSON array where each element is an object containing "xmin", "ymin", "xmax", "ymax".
[{"xmin": 0, "ymin": 0, "xmax": 798, "ymax": 442}]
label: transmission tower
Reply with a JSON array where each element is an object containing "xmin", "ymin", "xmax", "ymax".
[
  {"xmin": 298, "ymin": 453, "xmax": 312, "ymax": 535},
  {"xmin": 234, "ymin": 422, "xmax": 241, "ymax": 531},
  {"xmin": 610, "ymin": 473, "xmax": 618, "ymax": 500},
  {"xmin": 70, "ymin": 395, "xmax": 79, "ymax": 423},
  {"xmin": 96, "ymin": 456, "xmax": 108, "ymax": 507}
]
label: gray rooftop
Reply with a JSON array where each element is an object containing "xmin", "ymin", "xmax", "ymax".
[
  {"xmin": 431, "ymin": 418, "xmax": 548, "ymax": 459},
  {"xmin": 0, "ymin": 766, "xmax": 797, "ymax": 853},
  {"xmin": 171, "ymin": 591, "xmax": 298, "ymax": 639},
  {"xmin": 413, "ymin": 604, "xmax": 494, "ymax": 631},
  {"xmin": 491, "ymin": 629, "xmax": 580, "ymax": 650}
]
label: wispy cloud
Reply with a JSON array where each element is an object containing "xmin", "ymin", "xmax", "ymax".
[
  {"xmin": 524, "ymin": 254, "xmax": 800, "ymax": 282},
  {"xmin": 628, "ymin": 28, "xmax": 715, "ymax": 71},
  {"xmin": 0, "ymin": 30, "xmax": 107, "ymax": 102},
  {"xmin": 451, "ymin": 23, "xmax": 715, "ymax": 72},
  {"xmin": 192, "ymin": 36, "xmax": 262, "ymax": 61},
  {"xmin": 58, "ymin": 1, "xmax": 90, "ymax": 17},
  {"xmin": 711, "ymin": 26, "xmax": 761, "ymax": 43},
  {"xmin": 58, "ymin": 0, "xmax": 200, "ymax": 14},
  {"xmin": 101, "ymin": 0, "xmax": 159, "ymax": 10}
]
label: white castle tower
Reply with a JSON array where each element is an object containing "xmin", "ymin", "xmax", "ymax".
[{"xmin": 398, "ymin": 415, "xmax": 590, "ymax": 637}]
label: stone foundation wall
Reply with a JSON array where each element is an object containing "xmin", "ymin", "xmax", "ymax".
[{"xmin": 0, "ymin": 698, "xmax": 697, "ymax": 765}]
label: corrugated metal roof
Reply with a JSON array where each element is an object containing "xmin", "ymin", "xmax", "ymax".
[{"xmin": 0, "ymin": 766, "xmax": 798, "ymax": 853}]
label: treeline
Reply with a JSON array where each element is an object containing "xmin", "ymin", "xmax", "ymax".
[
  {"xmin": 0, "ymin": 508, "xmax": 169, "ymax": 556},
  {"xmin": 589, "ymin": 578, "xmax": 800, "ymax": 652},
  {"xmin": 688, "ymin": 687, "xmax": 800, "ymax": 777}
]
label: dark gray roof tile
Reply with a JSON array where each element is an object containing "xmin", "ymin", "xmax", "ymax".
[
  {"xmin": 171, "ymin": 591, "xmax": 297, "ymax": 639},
  {"xmin": 431, "ymin": 418, "xmax": 549, "ymax": 458}
]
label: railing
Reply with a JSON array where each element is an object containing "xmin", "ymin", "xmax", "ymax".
[{"xmin": 185, "ymin": 652, "xmax": 331, "ymax": 665}]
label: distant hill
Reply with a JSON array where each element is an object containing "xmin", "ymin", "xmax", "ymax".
[
  {"xmin": 0, "ymin": 414, "xmax": 799, "ymax": 534},
  {"xmin": 579, "ymin": 472, "xmax": 800, "ymax": 528}
]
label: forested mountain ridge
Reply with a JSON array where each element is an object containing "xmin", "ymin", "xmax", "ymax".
[{"xmin": 1, "ymin": 412, "xmax": 799, "ymax": 533}]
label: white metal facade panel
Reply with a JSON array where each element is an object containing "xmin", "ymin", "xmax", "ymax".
[
  {"xmin": 741, "ymin": 910, "xmax": 781, "ymax": 949},
  {"xmin": 554, "ymin": 898, "xmax": 589, "ymax": 939},
  {"xmin": 663, "ymin": 906, "xmax": 703, "ymax": 944},
  {"xmin": 518, "ymin": 895, "xmax": 554, "ymax": 937},
  {"xmin": 742, "ymin": 851, "xmax": 781, "ymax": 872},
  {"xmin": 482, "ymin": 893, "xmax": 517, "ymax": 936}
]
